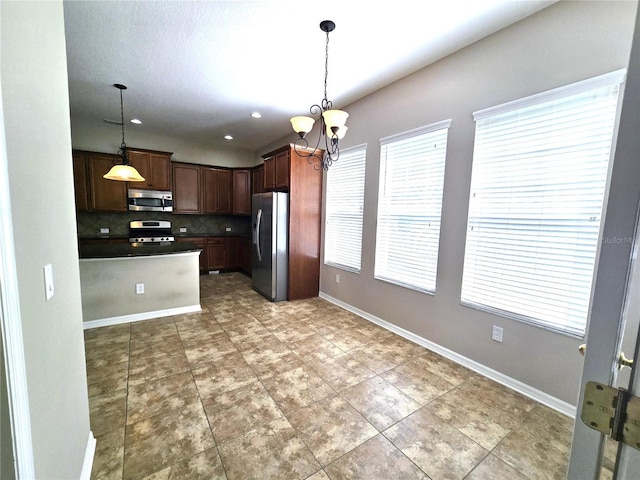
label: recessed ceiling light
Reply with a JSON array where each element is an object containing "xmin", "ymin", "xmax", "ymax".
[
  {"xmin": 224, "ymin": 135, "xmax": 233, "ymax": 140},
  {"xmin": 130, "ymin": 118, "xmax": 142, "ymax": 125},
  {"xmin": 250, "ymin": 112, "xmax": 262, "ymax": 119}
]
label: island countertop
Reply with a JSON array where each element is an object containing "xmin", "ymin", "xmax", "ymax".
[{"xmin": 79, "ymin": 242, "xmax": 201, "ymax": 259}]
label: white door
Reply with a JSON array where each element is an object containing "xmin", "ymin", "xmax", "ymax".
[{"xmin": 567, "ymin": 4, "xmax": 640, "ymax": 478}]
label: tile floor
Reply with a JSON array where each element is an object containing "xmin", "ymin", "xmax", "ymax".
[{"xmin": 85, "ymin": 272, "xmax": 578, "ymax": 480}]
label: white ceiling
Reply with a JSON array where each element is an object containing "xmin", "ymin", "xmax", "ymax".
[{"xmin": 63, "ymin": 0, "xmax": 555, "ymax": 153}]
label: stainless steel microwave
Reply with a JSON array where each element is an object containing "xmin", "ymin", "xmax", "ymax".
[{"xmin": 127, "ymin": 189, "xmax": 173, "ymax": 212}]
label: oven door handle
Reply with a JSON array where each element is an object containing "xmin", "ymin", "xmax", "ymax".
[{"xmin": 255, "ymin": 208, "xmax": 262, "ymax": 262}]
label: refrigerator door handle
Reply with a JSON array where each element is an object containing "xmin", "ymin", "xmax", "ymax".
[{"xmin": 255, "ymin": 208, "xmax": 263, "ymax": 262}]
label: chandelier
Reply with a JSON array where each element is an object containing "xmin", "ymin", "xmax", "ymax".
[
  {"xmin": 103, "ymin": 84, "xmax": 145, "ymax": 182},
  {"xmin": 290, "ymin": 20, "xmax": 348, "ymax": 171}
]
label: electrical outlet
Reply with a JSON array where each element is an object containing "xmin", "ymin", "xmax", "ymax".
[
  {"xmin": 335, "ymin": 274, "xmax": 340, "ymax": 283},
  {"xmin": 492, "ymin": 325, "xmax": 503, "ymax": 343},
  {"xmin": 100, "ymin": 228, "xmax": 109, "ymax": 234},
  {"xmin": 225, "ymin": 227, "xmax": 232, "ymax": 232},
  {"xmin": 136, "ymin": 283, "xmax": 144, "ymax": 294},
  {"xmin": 179, "ymin": 227, "xmax": 187, "ymax": 233}
]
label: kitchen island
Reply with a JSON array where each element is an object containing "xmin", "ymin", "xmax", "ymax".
[{"xmin": 79, "ymin": 242, "xmax": 202, "ymax": 328}]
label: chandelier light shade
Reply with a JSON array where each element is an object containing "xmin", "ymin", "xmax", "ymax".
[
  {"xmin": 103, "ymin": 83, "xmax": 145, "ymax": 182},
  {"xmin": 290, "ymin": 20, "xmax": 348, "ymax": 171}
]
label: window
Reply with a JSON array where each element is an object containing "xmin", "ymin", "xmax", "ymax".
[
  {"xmin": 375, "ymin": 120, "xmax": 450, "ymax": 293},
  {"xmin": 324, "ymin": 144, "xmax": 366, "ymax": 272},
  {"xmin": 461, "ymin": 70, "xmax": 625, "ymax": 337}
]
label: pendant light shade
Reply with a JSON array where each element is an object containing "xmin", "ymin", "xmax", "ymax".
[
  {"xmin": 103, "ymin": 164, "xmax": 145, "ymax": 182},
  {"xmin": 103, "ymin": 83, "xmax": 145, "ymax": 182}
]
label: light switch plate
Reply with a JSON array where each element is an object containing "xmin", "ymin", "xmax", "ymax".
[
  {"xmin": 225, "ymin": 227, "xmax": 232, "ymax": 232},
  {"xmin": 100, "ymin": 228, "xmax": 109, "ymax": 234},
  {"xmin": 179, "ymin": 227, "xmax": 187, "ymax": 233},
  {"xmin": 43, "ymin": 264, "xmax": 54, "ymax": 301},
  {"xmin": 136, "ymin": 283, "xmax": 144, "ymax": 294}
]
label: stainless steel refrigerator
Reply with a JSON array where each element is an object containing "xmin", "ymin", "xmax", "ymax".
[{"xmin": 252, "ymin": 192, "xmax": 288, "ymax": 301}]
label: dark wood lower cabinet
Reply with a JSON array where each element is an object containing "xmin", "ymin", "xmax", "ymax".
[
  {"xmin": 241, "ymin": 238, "xmax": 252, "ymax": 275},
  {"xmin": 176, "ymin": 237, "xmax": 206, "ymax": 271},
  {"xmin": 206, "ymin": 238, "xmax": 226, "ymax": 270},
  {"xmin": 176, "ymin": 236, "xmax": 250, "ymax": 274}
]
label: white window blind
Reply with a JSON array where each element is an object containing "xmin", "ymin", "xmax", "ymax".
[
  {"xmin": 461, "ymin": 70, "xmax": 625, "ymax": 337},
  {"xmin": 324, "ymin": 144, "xmax": 366, "ymax": 272},
  {"xmin": 375, "ymin": 120, "xmax": 450, "ymax": 293}
]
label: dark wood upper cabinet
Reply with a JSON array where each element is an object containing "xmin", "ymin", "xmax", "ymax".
[
  {"xmin": 202, "ymin": 167, "xmax": 232, "ymax": 214},
  {"xmin": 262, "ymin": 149, "xmax": 291, "ymax": 191},
  {"xmin": 172, "ymin": 162, "xmax": 201, "ymax": 213},
  {"xmin": 232, "ymin": 169, "xmax": 251, "ymax": 215},
  {"xmin": 217, "ymin": 169, "xmax": 232, "ymax": 213},
  {"xmin": 86, "ymin": 153, "xmax": 127, "ymax": 211},
  {"xmin": 263, "ymin": 156, "xmax": 276, "ymax": 191},
  {"xmin": 252, "ymin": 165, "xmax": 265, "ymax": 195},
  {"xmin": 72, "ymin": 151, "xmax": 89, "ymax": 211},
  {"xmin": 274, "ymin": 150, "xmax": 290, "ymax": 190},
  {"xmin": 126, "ymin": 148, "xmax": 172, "ymax": 191}
]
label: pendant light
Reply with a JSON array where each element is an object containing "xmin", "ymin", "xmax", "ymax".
[
  {"xmin": 103, "ymin": 84, "xmax": 145, "ymax": 182},
  {"xmin": 290, "ymin": 20, "xmax": 348, "ymax": 171}
]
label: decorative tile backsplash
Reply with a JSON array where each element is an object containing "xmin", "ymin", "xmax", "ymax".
[{"xmin": 77, "ymin": 211, "xmax": 251, "ymax": 237}]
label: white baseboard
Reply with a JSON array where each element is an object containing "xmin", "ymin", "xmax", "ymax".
[
  {"xmin": 83, "ymin": 304, "xmax": 202, "ymax": 330},
  {"xmin": 80, "ymin": 431, "xmax": 96, "ymax": 480},
  {"xmin": 319, "ymin": 292, "xmax": 577, "ymax": 418}
]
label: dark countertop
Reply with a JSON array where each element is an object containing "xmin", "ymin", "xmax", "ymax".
[
  {"xmin": 79, "ymin": 232, "xmax": 251, "ymax": 240},
  {"xmin": 174, "ymin": 232, "xmax": 250, "ymax": 238},
  {"xmin": 79, "ymin": 242, "xmax": 202, "ymax": 259}
]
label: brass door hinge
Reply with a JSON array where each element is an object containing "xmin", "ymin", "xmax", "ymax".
[{"xmin": 581, "ymin": 381, "xmax": 640, "ymax": 451}]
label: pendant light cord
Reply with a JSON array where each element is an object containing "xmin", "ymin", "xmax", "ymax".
[{"xmin": 120, "ymin": 88, "xmax": 126, "ymax": 150}]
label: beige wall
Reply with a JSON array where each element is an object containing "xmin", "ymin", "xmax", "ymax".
[
  {"xmin": 319, "ymin": 1, "xmax": 638, "ymax": 405},
  {"xmin": 1, "ymin": 1, "xmax": 91, "ymax": 477}
]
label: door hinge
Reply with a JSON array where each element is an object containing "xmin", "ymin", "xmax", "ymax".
[{"xmin": 581, "ymin": 381, "xmax": 640, "ymax": 451}]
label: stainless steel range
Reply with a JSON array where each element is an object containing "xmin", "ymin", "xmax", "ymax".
[{"xmin": 129, "ymin": 220, "xmax": 174, "ymax": 246}]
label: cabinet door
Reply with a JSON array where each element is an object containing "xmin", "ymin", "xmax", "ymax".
[
  {"xmin": 176, "ymin": 237, "xmax": 206, "ymax": 271},
  {"xmin": 206, "ymin": 238, "xmax": 225, "ymax": 270},
  {"xmin": 274, "ymin": 150, "xmax": 290, "ymax": 189},
  {"xmin": 225, "ymin": 237, "xmax": 240, "ymax": 268},
  {"xmin": 172, "ymin": 163, "xmax": 201, "ymax": 213},
  {"xmin": 232, "ymin": 169, "xmax": 251, "ymax": 215},
  {"xmin": 128, "ymin": 150, "xmax": 172, "ymax": 190},
  {"xmin": 217, "ymin": 169, "xmax": 232, "ymax": 214},
  {"xmin": 72, "ymin": 152, "xmax": 89, "ymax": 211},
  {"xmin": 149, "ymin": 153, "xmax": 171, "ymax": 190},
  {"xmin": 87, "ymin": 154, "xmax": 127, "ymax": 211},
  {"xmin": 126, "ymin": 150, "xmax": 151, "ymax": 187},
  {"xmin": 252, "ymin": 165, "xmax": 264, "ymax": 195},
  {"xmin": 263, "ymin": 157, "xmax": 276, "ymax": 191},
  {"xmin": 203, "ymin": 168, "xmax": 232, "ymax": 213},
  {"xmin": 202, "ymin": 168, "xmax": 218, "ymax": 213},
  {"xmin": 241, "ymin": 237, "xmax": 252, "ymax": 274}
]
